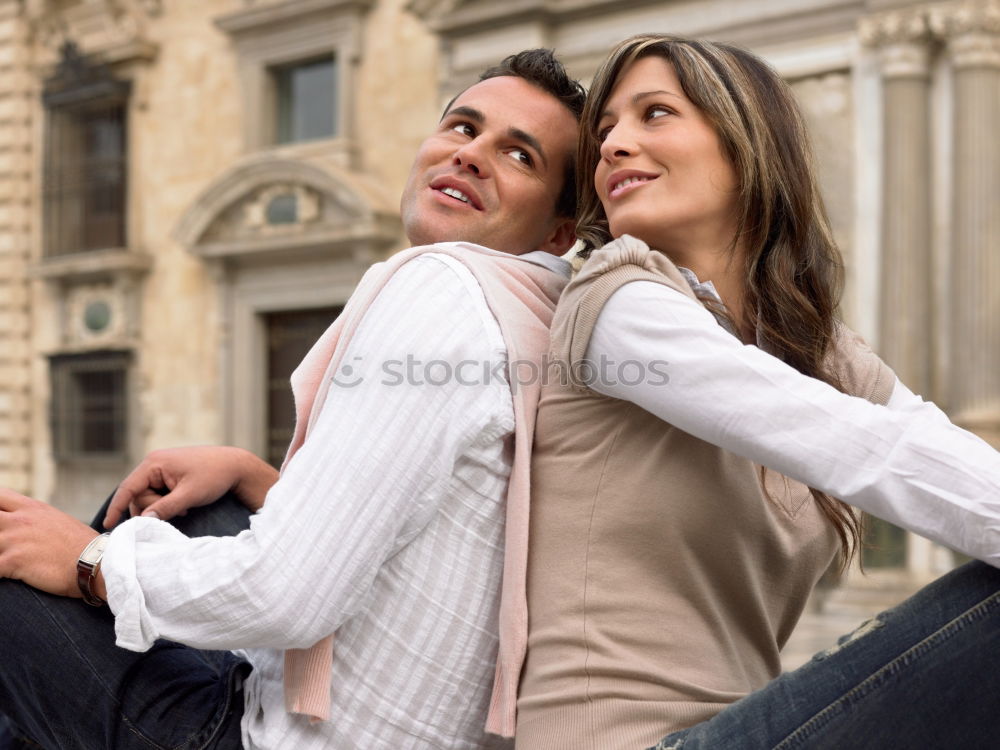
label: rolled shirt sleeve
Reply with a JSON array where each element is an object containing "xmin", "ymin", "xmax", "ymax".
[
  {"xmin": 103, "ymin": 255, "xmax": 513, "ymax": 652},
  {"xmin": 586, "ymin": 280, "xmax": 1000, "ymax": 567}
]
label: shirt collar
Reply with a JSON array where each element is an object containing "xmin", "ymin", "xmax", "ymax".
[
  {"xmin": 519, "ymin": 250, "xmax": 572, "ymax": 279},
  {"xmin": 677, "ymin": 265, "xmax": 770, "ymax": 349},
  {"xmin": 676, "ymin": 266, "xmax": 723, "ymax": 305},
  {"xmin": 430, "ymin": 241, "xmax": 571, "ymax": 280}
]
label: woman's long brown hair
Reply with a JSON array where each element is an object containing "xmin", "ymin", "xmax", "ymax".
[{"xmin": 577, "ymin": 34, "xmax": 862, "ymax": 567}]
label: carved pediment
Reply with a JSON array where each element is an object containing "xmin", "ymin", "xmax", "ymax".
[
  {"xmin": 26, "ymin": 0, "xmax": 160, "ymax": 63},
  {"xmin": 175, "ymin": 156, "xmax": 401, "ymax": 264},
  {"xmin": 199, "ymin": 182, "xmax": 349, "ymax": 245}
]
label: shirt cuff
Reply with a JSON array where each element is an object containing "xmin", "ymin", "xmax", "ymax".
[{"xmin": 102, "ymin": 516, "xmax": 186, "ymax": 652}]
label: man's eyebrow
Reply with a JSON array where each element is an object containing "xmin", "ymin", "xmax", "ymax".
[
  {"xmin": 600, "ymin": 89, "xmax": 684, "ymax": 120},
  {"xmin": 509, "ymin": 127, "xmax": 547, "ymax": 169},
  {"xmin": 441, "ymin": 105, "xmax": 484, "ymax": 124},
  {"xmin": 442, "ymin": 105, "xmax": 549, "ymax": 169}
]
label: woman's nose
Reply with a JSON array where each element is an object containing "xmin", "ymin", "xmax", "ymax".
[{"xmin": 599, "ymin": 122, "xmax": 636, "ymax": 162}]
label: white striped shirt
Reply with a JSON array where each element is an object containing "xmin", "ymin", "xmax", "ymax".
[{"xmin": 102, "ymin": 249, "xmax": 570, "ymax": 749}]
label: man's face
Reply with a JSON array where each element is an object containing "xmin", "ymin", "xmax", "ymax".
[{"xmin": 400, "ymin": 75, "xmax": 578, "ymax": 256}]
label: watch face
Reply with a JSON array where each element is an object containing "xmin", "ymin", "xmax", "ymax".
[{"xmin": 80, "ymin": 535, "xmax": 110, "ymax": 565}]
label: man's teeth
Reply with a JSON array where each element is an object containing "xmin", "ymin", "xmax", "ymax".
[
  {"xmin": 614, "ymin": 176, "xmax": 650, "ymax": 191},
  {"xmin": 441, "ymin": 186, "xmax": 470, "ymax": 204}
]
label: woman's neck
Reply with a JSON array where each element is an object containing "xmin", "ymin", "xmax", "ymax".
[{"xmin": 666, "ymin": 243, "xmax": 753, "ymax": 343}]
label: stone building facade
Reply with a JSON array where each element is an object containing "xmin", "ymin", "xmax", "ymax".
[{"xmin": 0, "ymin": 0, "xmax": 998, "ymax": 654}]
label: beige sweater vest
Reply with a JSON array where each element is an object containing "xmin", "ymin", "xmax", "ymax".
[{"xmin": 516, "ymin": 238, "xmax": 895, "ymax": 750}]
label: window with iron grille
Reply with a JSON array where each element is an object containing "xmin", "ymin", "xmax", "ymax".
[
  {"xmin": 42, "ymin": 43, "xmax": 130, "ymax": 257},
  {"xmin": 50, "ymin": 351, "xmax": 130, "ymax": 461}
]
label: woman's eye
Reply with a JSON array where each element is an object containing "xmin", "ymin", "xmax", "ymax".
[
  {"xmin": 451, "ymin": 122, "xmax": 474, "ymax": 137},
  {"xmin": 596, "ymin": 125, "xmax": 613, "ymax": 143},
  {"xmin": 646, "ymin": 106, "xmax": 672, "ymax": 121}
]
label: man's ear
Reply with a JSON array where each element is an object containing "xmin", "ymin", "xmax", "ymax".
[{"xmin": 536, "ymin": 217, "xmax": 577, "ymax": 256}]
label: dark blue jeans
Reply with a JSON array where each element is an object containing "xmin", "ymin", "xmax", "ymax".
[
  {"xmin": 651, "ymin": 560, "xmax": 1000, "ymax": 749},
  {"xmin": 0, "ymin": 493, "xmax": 253, "ymax": 750}
]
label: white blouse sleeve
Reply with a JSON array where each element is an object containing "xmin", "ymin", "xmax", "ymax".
[
  {"xmin": 102, "ymin": 255, "xmax": 513, "ymax": 652},
  {"xmin": 585, "ymin": 279, "xmax": 1000, "ymax": 567}
]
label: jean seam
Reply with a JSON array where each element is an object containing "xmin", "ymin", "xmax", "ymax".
[
  {"xmin": 772, "ymin": 588, "xmax": 1000, "ymax": 749},
  {"xmin": 23, "ymin": 586, "xmax": 128, "ymax": 707},
  {"xmin": 25, "ymin": 586, "xmax": 181, "ymax": 750},
  {"xmin": 111, "ymin": 659, "xmax": 246, "ymax": 750},
  {"xmin": 187, "ymin": 661, "xmax": 249, "ymax": 750},
  {"xmin": 119, "ymin": 718, "xmax": 173, "ymax": 750},
  {"xmin": 24, "ymin": 586, "xmax": 242, "ymax": 750}
]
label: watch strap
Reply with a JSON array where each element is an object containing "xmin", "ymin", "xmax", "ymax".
[{"xmin": 77, "ymin": 533, "xmax": 111, "ymax": 607}]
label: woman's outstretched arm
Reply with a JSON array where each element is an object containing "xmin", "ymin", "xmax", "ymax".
[{"xmin": 585, "ymin": 280, "xmax": 1000, "ymax": 566}]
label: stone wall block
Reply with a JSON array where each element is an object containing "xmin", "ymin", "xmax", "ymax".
[{"xmin": 0, "ymin": 5, "xmax": 33, "ymax": 495}]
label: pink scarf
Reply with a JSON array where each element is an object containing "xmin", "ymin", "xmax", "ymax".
[{"xmin": 280, "ymin": 243, "xmax": 567, "ymax": 737}]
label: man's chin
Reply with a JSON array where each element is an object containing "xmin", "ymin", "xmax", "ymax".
[{"xmin": 404, "ymin": 223, "xmax": 489, "ymax": 250}]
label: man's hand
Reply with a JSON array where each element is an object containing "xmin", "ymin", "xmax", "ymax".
[
  {"xmin": 104, "ymin": 446, "xmax": 280, "ymax": 528},
  {"xmin": 0, "ymin": 489, "xmax": 98, "ymax": 599}
]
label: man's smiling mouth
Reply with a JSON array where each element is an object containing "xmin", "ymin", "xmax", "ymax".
[{"xmin": 440, "ymin": 186, "xmax": 472, "ymax": 204}]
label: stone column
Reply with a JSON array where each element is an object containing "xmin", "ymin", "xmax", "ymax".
[
  {"xmin": 0, "ymin": 1, "xmax": 34, "ymax": 494},
  {"xmin": 860, "ymin": 9, "xmax": 934, "ymax": 396},
  {"xmin": 931, "ymin": 0, "xmax": 1000, "ymax": 443}
]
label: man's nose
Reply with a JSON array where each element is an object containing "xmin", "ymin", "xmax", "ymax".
[{"xmin": 452, "ymin": 139, "xmax": 488, "ymax": 176}]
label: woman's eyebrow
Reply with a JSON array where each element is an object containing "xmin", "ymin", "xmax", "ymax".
[
  {"xmin": 631, "ymin": 89, "xmax": 684, "ymax": 104},
  {"xmin": 600, "ymin": 89, "xmax": 685, "ymax": 120}
]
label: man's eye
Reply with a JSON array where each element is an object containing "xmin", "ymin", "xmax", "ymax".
[
  {"xmin": 451, "ymin": 122, "xmax": 475, "ymax": 137},
  {"xmin": 508, "ymin": 148, "xmax": 532, "ymax": 166}
]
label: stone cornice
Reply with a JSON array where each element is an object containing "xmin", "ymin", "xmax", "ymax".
[
  {"xmin": 859, "ymin": 7, "xmax": 931, "ymax": 46},
  {"xmin": 929, "ymin": 0, "xmax": 1000, "ymax": 36},
  {"xmin": 408, "ymin": 0, "xmax": 711, "ymax": 36},
  {"xmin": 930, "ymin": 0, "xmax": 1000, "ymax": 67},
  {"xmin": 407, "ymin": 0, "xmax": 464, "ymax": 24},
  {"xmin": 215, "ymin": 0, "xmax": 375, "ymax": 37},
  {"xmin": 860, "ymin": 8, "xmax": 934, "ymax": 76}
]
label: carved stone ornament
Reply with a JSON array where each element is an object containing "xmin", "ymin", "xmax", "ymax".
[
  {"xmin": 406, "ymin": 0, "xmax": 466, "ymax": 24},
  {"xmin": 66, "ymin": 283, "xmax": 126, "ymax": 346},
  {"xmin": 42, "ymin": 39, "xmax": 131, "ymax": 106},
  {"xmin": 930, "ymin": 0, "xmax": 1000, "ymax": 68},
  {"xmin": 859, "ymin": 8, "xmax": 933, "ymax": 77},
  {"xmin": 175, "ymin": 156, "xmax": 401, "ymax": 264},
  {"xmin": 24, "ymin": 0, "xmax": 161, "ymax": 57}
]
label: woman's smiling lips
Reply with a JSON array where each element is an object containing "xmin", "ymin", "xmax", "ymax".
[{"xmin": 605, "ymin": 169, "xmax": 659, "ymax": 200}]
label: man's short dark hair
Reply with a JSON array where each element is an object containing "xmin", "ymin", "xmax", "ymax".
[{"xmin": 445, "ymin": 49, "xmax": 585, "ymax": 220}]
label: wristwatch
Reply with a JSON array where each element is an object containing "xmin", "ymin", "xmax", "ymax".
[{"xmin": 77, "ymin": 533, "xmax": 111, "ymax": 606}]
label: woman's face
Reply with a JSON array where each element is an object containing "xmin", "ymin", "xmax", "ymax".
[{"xmin": 594, "ymin": 56, "xmax": 739, "ymax": 255}]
